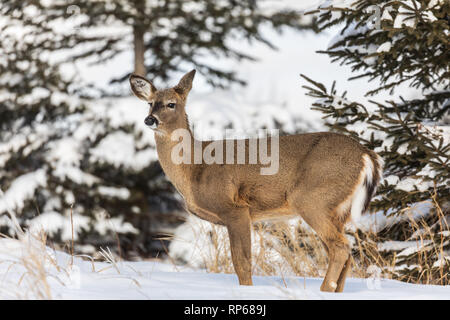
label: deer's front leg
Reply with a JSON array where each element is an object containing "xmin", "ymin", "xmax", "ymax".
[{"xmin": 225, "ymin": 211, "xmax": 253, "ymax": 286}]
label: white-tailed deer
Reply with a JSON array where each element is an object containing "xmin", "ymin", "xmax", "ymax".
[{"xmin": 129, "ymin": 70, "xmax": 383, "ymax": 292}]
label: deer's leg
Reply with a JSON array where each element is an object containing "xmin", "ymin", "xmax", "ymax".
[
  {"xmin": 224, "ymin": 209, "xmax": 253, "ymax": 286},
  {"xmin": 313, "ymin": 222, "xmax": 350, "ymax": 292},
  {"xmin": 320, "ymin": 235, "xmax": 350, "ymax": 292},
  {"xmin": 289, "ymin": 191, "xmax": 350, "ymax": 292},
  {"xmin": 320, "ymin": 238, "xmax": 351, "ymax": 292},
  {"xmin": 335, "ymin": 256, "xmax": 352, "ymax": 293}
]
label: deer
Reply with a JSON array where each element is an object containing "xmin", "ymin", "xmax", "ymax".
[{"xmin": 129, "ymin": 70, "xmax": 383, "ymax": 292}]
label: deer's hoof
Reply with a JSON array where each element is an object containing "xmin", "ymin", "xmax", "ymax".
[{"xmin": 320, "ymin": 281, "xmax": 338, "ymax": 292}]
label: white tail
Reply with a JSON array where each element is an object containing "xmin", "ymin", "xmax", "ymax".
[{"xmin": 338, "ymin": 153, "xmax": 384, "ymax": 222}]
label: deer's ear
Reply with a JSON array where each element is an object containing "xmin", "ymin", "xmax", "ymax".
[
  {"xmin": 129, "ymin": 74, "xmax": 157, "ymax": 101},
  {"xmin": 174, "ymin": 69, "xmax": 196, "ymax": 97}
]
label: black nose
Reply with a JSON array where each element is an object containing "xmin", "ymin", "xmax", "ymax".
[{"xmin": 144, "ymin": 116, "xmax": 157, "ymax": 127}]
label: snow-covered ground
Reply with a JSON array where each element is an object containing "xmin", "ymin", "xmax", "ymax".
[{"xmin": 1, "ymin": 237, "xmax": 449, "ymax": 300}]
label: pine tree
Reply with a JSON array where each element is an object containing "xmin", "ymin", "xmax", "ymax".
[
  {"xmin": 0, "ymin": 1, "xmax": 316, "ymax": 257},
  {"xmin": 301, "ymin": 0, "xmax": 449, "ymax": 284},
  {"xmin": 0, "ymin": 1, "xmax": 184, "ymax": 257},
  {"xmin": 45, "ymin": 0, "xmax": 316, "ymax": 90}
]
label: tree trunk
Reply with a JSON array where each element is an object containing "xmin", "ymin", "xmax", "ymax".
[{"xmin": 133, "ymin": 25, "xmax": 146, "ymax": 77}]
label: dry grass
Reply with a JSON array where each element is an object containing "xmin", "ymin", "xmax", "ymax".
[
  {"xmin": 252, "ymin": 220, "xmax": 328, "ymax": 278},
  {"xmin": 14, "ymin": 232, "xmax": 54, "ymax": 299},
  {"xmin": 0, "ymin": 211, "xmax": 143, "ymax": 299},
  {"xmin": 0, "ymin": 229, "xmax": 148, "ymax": 299},
  {"xmin": 170, "ymin": 216, "xmax": 331, "ymax": 278},
  {"xmin": 0, "ymin": 230, "xmax": 60, "ymax": 299},
  {"xmin": 172, "ymin": 196, "xmax": 448, "ymax": 285},
  {"xmin": 0, "ymin": 198, "xmax": 56, "ymax": 299},
  {"xmin": 195, "ymin": 219, "xmax": 352, "ymax": 279},
  {"xmin": 353, "ymin": 196, "xmax": 449, "ymax": 285}
]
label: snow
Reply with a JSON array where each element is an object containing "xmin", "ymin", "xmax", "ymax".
[
  {"xmin": 395, "ymin": 177, "xmax": 434, "ymax": 193},
  {"xmin": 381, "ymin": 7, "xmax": 394, "ymax": 21},
  {"xmin": 1, "ymin": 237, "xmax": 449, "ymax": 300},
  {"xmin": 26, "ymin": 211, "xmax": 90, "ymax": 241},
  {"xmin": 318, "ymin": 0, "xmax": 356, "ymax": 13},
  {"xmin": 93, "ymin": 212, "xmax": 138, "ymax": 236},
  {"xmin": 377, "ymin": 41, "xmax": 392, "ymax": 53},
  {"xmin": 355, "ymin": 201, "xmax": 434, "ymax": 233},
  {"xmin": 260, "ymin": 0, "xmax": 323, "ymax": 14},
  {"xmin": 53, "ymin": 165, "xmax": 100, "ymax": 187},
  {"xmin": 397, "ymin": 241, "xmax": 433, "ymax": 258},
  {"xmin": 433, "ymin": 254, "xmax": 450, "ymax": 269},
  {"xmin": 377, "ymin": 240, "xmax": 423, "ymax": 252},
  {"xmin": 393, "ymin": 2, "xmax": 417, "ymax": 29},
  {"xmin": 0, "ymin": 123, "xmax": 51, "ymax": 166},
  {"xmin": 392, "ymin": 0, "xmax": 440, "ymax": 29},
  {"xmin": 0, "ymin": 169, "xmax": 47, "ymax": 214},
  {"xmin": 47, "ymin": 137, "xmax": 83, "ymax": 167},
  {"xmin": 7, "ymin": 180, "xmax": 441, "ymax": 301},
  {"xmin": 97, "ymin": 186, "xmax": 130, "ymax": 200},
  {"xmin": 90, "ymin": 131, "xmax": 158, "ymax": 171}
]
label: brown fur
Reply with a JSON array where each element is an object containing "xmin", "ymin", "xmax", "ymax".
[{"xmin": 129, "ymin": 70, "xmax": 382, "ymax": 292}]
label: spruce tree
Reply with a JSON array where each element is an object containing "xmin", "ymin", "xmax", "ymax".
[
  {"xmin": 0, "ymin": 0, "xmax": 316, "ymax": 257},
  {"xmin": 47, "ymin": 0, "xmax": 315, "ymax": 90},
  {"xmin": 302, "ymin": 0, "xmax": 449, "ymax": 284},
  {"xmin": 0, "ymin": 1, "xmax": 182, "ymax": 257}
]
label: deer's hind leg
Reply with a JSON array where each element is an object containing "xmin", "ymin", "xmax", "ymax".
[
  {"xmin": 336, "ymin": 256, "xmax": 352, "ymax": 293},
  {"xmin": 288, "ymin": 190, "xmax": 350, "ymax": 292},
  {"xmin": 321, "ymin": 234, "xmax": 350, "ymax": 292},
  {"xmin": 319, "ymin": 238, "xmax": 352, "ymax": 291}
]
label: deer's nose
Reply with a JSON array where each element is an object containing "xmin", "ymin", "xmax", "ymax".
[{"xmin": 144, "ymin": 115, "xmax": 158, "ymax": 127}]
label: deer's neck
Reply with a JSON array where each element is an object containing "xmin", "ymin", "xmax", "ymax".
[{"xmin": 154, "ymin": 127, "xmax": 195, "ymax": 198}]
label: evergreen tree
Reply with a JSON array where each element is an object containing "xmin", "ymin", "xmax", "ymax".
[
  {"xmin": 47, "ymin": 0, "xmax": 316, "ymax": 90},
  {"xmin": 0, "ymin": 0, "xmax": 315, "ymax": 257},
  {"xmin": 302, "ymin": 0, "xmax": 449, "ymax": 284},
  {"xmin": 0, "ymin": 1, "xmax": 182, "ymax": 257}
]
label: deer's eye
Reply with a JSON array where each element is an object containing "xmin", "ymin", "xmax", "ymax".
[
  {"xmin": 167, "ymin": 103, "xmax": 176, "ymax": 109},
  {"xmin": 148, "ymin": 102, "xmax": 153, "ymax": 108}
]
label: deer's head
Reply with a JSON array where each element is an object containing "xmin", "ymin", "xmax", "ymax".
[{"xmin": 129, "ymin": 70, "xmax": 196, "ymax": 135}]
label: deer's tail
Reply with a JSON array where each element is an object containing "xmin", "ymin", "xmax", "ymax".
[{"xmin": 338, "ymin": 152, "xmax": 384, "ymax": 222}]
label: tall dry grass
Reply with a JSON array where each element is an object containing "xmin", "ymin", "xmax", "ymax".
[
  {"xmin": 169, "ymin": 216, "xmax": 331, "ymax": 279},
  {"xmin": 171, "ymin": 195, "xmax": 448, "ymax": 285},
  {"xmin": 0, "ymin": 230, "xmax": 59, "ymax": 299},
  {"xmin": 0, "ymin": 206, "xmax": 143, "ymax": 299},
  {"xmin": 353, "ymin": 196, "xmax": 449, "ymax": 285}
]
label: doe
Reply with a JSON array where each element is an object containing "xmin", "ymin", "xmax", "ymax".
[{"xmin": 129, "ymin": 70, "xmax": 383, "ymax": 292}]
